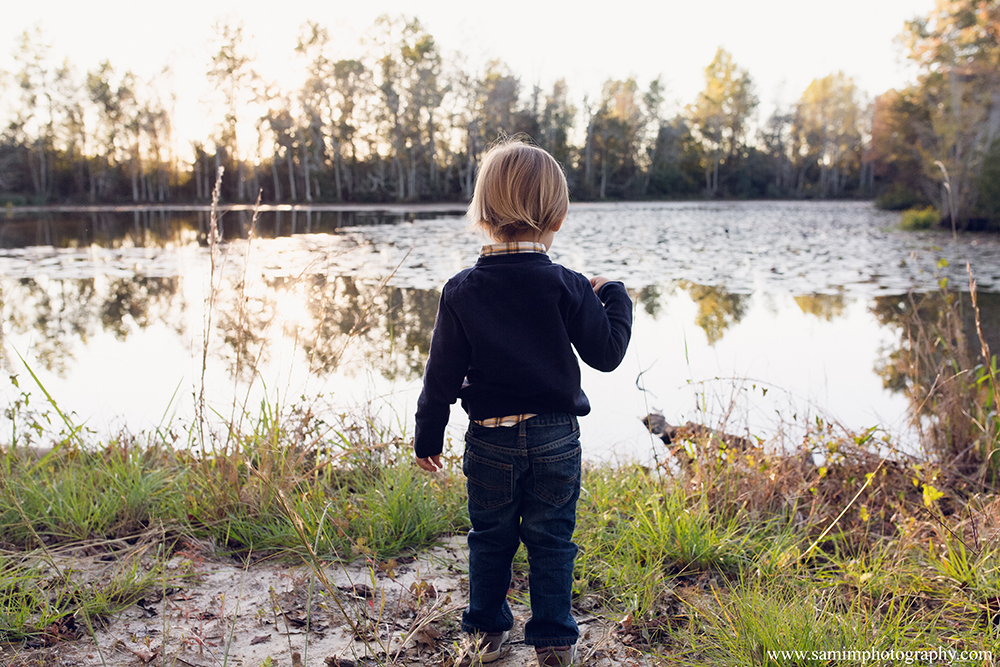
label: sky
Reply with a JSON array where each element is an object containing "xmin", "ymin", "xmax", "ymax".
[{"xmin": 2, "ymin": 0, "xmax": 937, "ymax": 149}]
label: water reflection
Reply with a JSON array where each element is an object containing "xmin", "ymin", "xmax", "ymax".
[
  {"xmin": 869, "ymin": 289, "xmax": 1000, "ymax": 470},
  {"xmin": 100, "ymin": 277, "xmax": 182, "ymax": 340},
  {"xmin": 268, "ymin": 275, "xmax": 438, "ymax": 381},
  {"xmin": 5, "ymin": 271, "xmax": 870, "ymax": 386},
  {"xmin": 3, "ymin": 276, "xmax": 182, "ymax": 374},
  {"xmin": 6, "ymin": 277, "xmax": 98, "ymax": 374},
  {"xmin": 632, "ymin": 282, "xmax": 752, "ymax": 345},
  {"xmin": 680, "ymin": 282, "xmax": 751, "ymax": 345},
  {"xmin": 3, "ymin": 202, "xmax": 1000, "ymax": 459},
  {"xmin": 1, "ymin": 272, "xmax": 440, "ymax": 384},
  {"xmin": 871, "ymin": 290, "xmax": 1000, "ymax": 395},
  {"xmin": 794, "ymin": 293, "xmax": 846, "ymax": 321},
  {"xmin": 4, "ymin": 265, "xmax": 997, "ymax": 457},
  {"xmin": 0, "ymin": 209, "xmax": 463, "ymax": 250}
]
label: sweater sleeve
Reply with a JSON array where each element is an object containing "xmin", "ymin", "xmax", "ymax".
[
  {"xmin": 414, "ymin": 284, "xmax": 471, "ymax": 458},
  {"xmin": 568, "ymin": 279, "xmax": 632, "ymax": 372}
]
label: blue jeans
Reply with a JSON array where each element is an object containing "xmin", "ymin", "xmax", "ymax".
[{"xmin": 460, "ymin": 413, "xmax": 581, "ymax": 647}]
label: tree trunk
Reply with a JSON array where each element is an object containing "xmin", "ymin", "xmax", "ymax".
[
  {"xmin": 195, "ymin": 158, "xmax": 203, "ymax": 200},
  {"xmin": 428, "ymin": 110, "xmax": 438, "ymax": 194},
  {"xmin": 271, "ymin": 151, "xmax": 282, "ymax": 202},
  {"xmin": 88, "ymin": 158, "xmax": 96, "ymax": 202},
  {"xmin": 286, "ymin": 148, "xmax": 297, "ymax": 201},
  {"xmin": 311, "ymin": 129, "xmax": 323, "ymax": 201},
  {"xmin": 393, "ymin": 156, "xmax": 405, "ymax": 201},
  {"xmin": 27, "ymin": 150, "xmax": 39, "ymax": 196},
  {"xmin": 38, "ymin": 137, "xmax": 48, "ymax": 197},
  {"xmin": 131, "ymin": 154, "xmax": 140, "ymax": 202},
  {"xmin": 712, "ymin": 153, "xmax": 719, "ymax": 196},
  {"xmin": 464, "ymin": 122, "xmax": 478, "ymax": 200},
  {"xmin": 987, "ymin": 92, "xmax": 1000, "ymax": 146},
  {"xmin": 332, "ymin": 138, "xmax": 343, "ymax": 201},
  {"xmin": 238, "ymin": 159, "xmax": 246, "ymax": 201},
  {"xmin": 642, "ymin": 130, "xmax": 657, "ymax": 196},
  {"xmin": 214, "ymin": 151, "xmax": 221, "ymax": 198},
  {"xmin": 303, "ymin": 138, "xmax": 312, "ymax": 203},
  {"xmin": 584, "ymin": 116, "xmax": 594, "ymax": 188},
  {"xmin": 600, "ymin": 150, "xmax": 607, "ymax": 199}
]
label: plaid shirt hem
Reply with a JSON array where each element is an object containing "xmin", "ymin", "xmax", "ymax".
[
  {"xmin": 480, "ymin": 241, "xmax": 547, "ymax": 257},
  {"xmin": 474, "ymin": 413, "xmax": 537, "ymax": 427}
]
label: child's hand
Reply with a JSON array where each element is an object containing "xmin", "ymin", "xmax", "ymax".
[
  {"xmin": 590, "ymin": 276, "xmax": 611, "ymax": 294},
  {"xmin": 416, "ymin": 455, "xmax": 443, "ymax": 472}
]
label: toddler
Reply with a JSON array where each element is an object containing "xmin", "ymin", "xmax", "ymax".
[{"xmin": 414, "ymin": 139, "xmax": 632, "ymax": 666}]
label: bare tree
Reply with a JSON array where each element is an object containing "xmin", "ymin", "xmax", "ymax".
[{"xmin": 207, "ymin": 19, "xmax": 256, "ymax": 201}]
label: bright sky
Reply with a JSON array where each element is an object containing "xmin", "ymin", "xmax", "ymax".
[{"xmin": 2, "ymin": 0, "xmax": 936, "ymax": 148}]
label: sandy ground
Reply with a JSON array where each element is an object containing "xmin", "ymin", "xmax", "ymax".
[{"xmin": 1, "ymin": 536, "xmax": 654, "ymax": 667}]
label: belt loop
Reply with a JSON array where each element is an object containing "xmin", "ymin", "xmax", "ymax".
[{"xmin": 518, "ymin": 419, "xmax": 527, "ymax": 452}]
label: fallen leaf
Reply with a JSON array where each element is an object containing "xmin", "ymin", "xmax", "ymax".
[
  {"xmin": 619, "ymin": 612, "xmax": 633, "ymax": 633},
  {"xmin": 324, "ymin": 657, "xmax": 356, "ymax": 667},
  {"xmin": 126, "ymin": 646, "xmax": 161, "ymax": 664},
  {"xmin": 413, "ymin": 624, "xmax": 442, "ymax": 650},
  {"xmin": 340, "ymin": 583, "xmax": 374, "ymax": 598},
  {"xmin": 409, "ymin": 580, "xmax": 438, "ymax": 599}
]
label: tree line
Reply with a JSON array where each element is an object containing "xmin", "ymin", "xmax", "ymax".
[{"xmin": 1, "ymin": 2, "xmax": 998, "ymax": 229}]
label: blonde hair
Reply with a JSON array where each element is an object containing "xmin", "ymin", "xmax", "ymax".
[{"xmin": 468, "ymin": 139, "xmax": 569, "ymax": 242}]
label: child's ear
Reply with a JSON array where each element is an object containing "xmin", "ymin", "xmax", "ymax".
[{"xmin": 553, "ymin": 217, "xmax": 565, "ymax": 232}]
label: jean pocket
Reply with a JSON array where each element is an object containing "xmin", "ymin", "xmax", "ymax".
[
  {"xmin": 531, "ymin": 445, "xmax": 581, "ymax": 506},
  {"xmin": 464, "ymin": 449, "xmax": 513, "ymax": 510}
]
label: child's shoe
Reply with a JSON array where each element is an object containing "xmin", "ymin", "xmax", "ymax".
[
  {"xmin": 473, "ymin": 630, "xmax": 509, "ymax": 663},
  {"xmin": 535, "ymin": 644, "xmax": 577, "ymax": 666}
]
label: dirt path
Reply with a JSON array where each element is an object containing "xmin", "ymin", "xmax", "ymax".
[{"xmin": 2, "ymin": 536, "xmax": 652, "ymax": 667}]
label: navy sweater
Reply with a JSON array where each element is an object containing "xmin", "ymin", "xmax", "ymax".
[{"xmin": 414, "ymin": 251, "xmax": 633, "ymax": 458}]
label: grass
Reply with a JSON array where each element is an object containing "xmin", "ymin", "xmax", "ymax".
[
  {"xmin": 1, "ymin": 400, "xmax": 999, "ymax": 663},
  {"xmin": 1, "ymin": 407, "xmax": 467, "ymax": 562},
  {"xmin": 0, "ymin": 542, "xmax": 165, "ymax": 645}
]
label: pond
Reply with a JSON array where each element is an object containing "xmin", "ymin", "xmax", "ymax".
[{"xmin": 2, "ymin": 201, "xmax": 999, "ymax": 462}]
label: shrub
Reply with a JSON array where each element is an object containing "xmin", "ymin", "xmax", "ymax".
[
  {"xmin": 900, "ymin": 206, "xmax": 940, "ymax": 230},
  {"xmin": 875, "ymin": 184, "xmax": 924, "ymax": 210}
]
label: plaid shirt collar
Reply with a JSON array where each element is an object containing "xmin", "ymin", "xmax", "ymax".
[{"xmin": 480, "ymin": 241, "xmax": 548, "ymax": 257}]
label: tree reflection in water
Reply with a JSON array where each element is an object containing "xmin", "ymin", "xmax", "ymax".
[
  {"xmin": 1, "ymin": 271, "xmax": 441, "ymax": 384},
  {"xmin": 4, "ymin": 270, "xmax": 762, "ymax": 384},
  {"xmin": 4, "ymin": 276, "xmax": 181, "ymax": 374},
  {"xmin": 793, "ymin": 293, "xmax": 845, "ymax": 321},
  {"xmin": 872, "ymin": 289, "xmax": 1000, "ymax": 479},
  {"xmin": 677, "ymin": 281, "xmax": 750, "ymax": 345},
  {"xmin": 0, "ymin": 209, "xmax": 452, "ymax": 251},
  {"xmin": 5, "ymin": 204, "xmax": 1000, "ymax": 457},
  {"xmin": 262, "ymin": 274, "xmax": 439, "ymax": 381}
]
